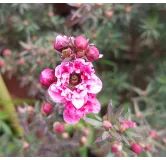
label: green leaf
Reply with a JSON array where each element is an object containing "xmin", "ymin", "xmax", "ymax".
[{"xmin": 83, "ymin": 117, "xmax": 102, "ymax": 127}]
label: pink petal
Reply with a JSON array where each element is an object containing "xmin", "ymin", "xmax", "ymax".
[
  {"xmin": 89, "ymin": 98, "xmax": 101, "ymax": 114},
  {"xmin": 48, "ymin": 83, "xmax": 65, "ymax": 103},
  {"xmin": 72, "ymin": 98, "xmax": 85, "ymax": 109},
  {"xmin": 88, "ymin": 75, "xmax": 102, "ymax": 94},
  {"xmin": 63, "ymin": 104, "xmax": 82, "ymax": 124}
]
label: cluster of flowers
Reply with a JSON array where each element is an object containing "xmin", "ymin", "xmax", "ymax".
[{"xmin": 40, "ymin": 35, "xmax": 102, "ymax": 124}]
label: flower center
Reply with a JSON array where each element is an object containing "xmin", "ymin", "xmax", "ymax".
[{"xmin": 69, "ymin": 73, "xmax": 81, "ymax": 86}]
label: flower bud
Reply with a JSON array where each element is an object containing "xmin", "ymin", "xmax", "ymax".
[
  {"xmin": 80, "ymin": 136, "xmax": 88, "ymax": 146},
  {"xmin": 125, "ymin": 6, "xmax": 132, "ymax": 13},
  {"xmin": 18, "ymin": 59, "xmax": 25, "ymax": 66},
  {"xmin": 54, "ymin": 35, "xmax": 70, "ymax": 50},
  {"xmin": 53, "ymin": 122, "xmax": 65, "ymax": 133},
  {"xmin": 149, "ymin": 130, "xmax": 158, "ymax": 139},
  {"xmin": 162, "ymin": 137, "xmax": 166, "ymax": 144},
  {"xmin": 41, "ymin": 102, "xmax": 53, "ymax": 115},
  {"xmin": 22, "ymin": 141, "xmax": 30, "ymax": 152},
  {"xmin": 144, "ymin": 144, "xmax": 151, "ymax": 151},
  {"xmin": 131, "ymin": 142, "xmax": 143, "ymax": 155},
  {"xmin": 40, "ymin": 68, "xmax": 56, "ymax": 87},
  {"xmin": 104, "ymin": 11, "xmax": 113, "ymax": 19},
  {"xmin": 119, "ymin": 120, "xmax": 136, "ymax": 132},
  {"xmin": 54, "ymin": 35, "xmax": 69, "ymax": 50},
  {"xmin": 62, "ymin": 132, "xmax": 69, "ymax": 139},
  {"xmin": 2, "ymin": 49, "xmax": 11, "ymax": 56},
  {"xmin": 103, "ymin": 120, "xmax": 112, "ymax": 131},
  {"xmin": 74, "ymin": 36, "xmax": 88, "ymax": 50},
  {"xmin": 0, "ymin": 59, "xmax": 5, "ymax": 67},
  {"xmin": 23, "ymin": 20, "xmax": 29, "ymax": 26},
  {"xmin": 48, "ymin": 11, "xmax": 54, "ymax": 17},
  {"xmin": 111, "ymin": 141, "xmax": 122, "ymax": 153},
  {"xmin": 86, "ymin": 46, "xmax": 99, "ymax": 61}
]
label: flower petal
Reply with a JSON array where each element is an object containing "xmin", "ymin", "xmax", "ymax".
[
  {"xmin": 88, "ymin": 75, "xmax": 102, "ymax": 94},
  {"xmin": 48, "ymin": 83, "xmax": 65, "ymax": 103},
  {"xmin": 72, "ymin": 98, "xmax": 84, "ymax": 109}
]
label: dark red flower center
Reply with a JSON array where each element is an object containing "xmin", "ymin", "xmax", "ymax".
[{"xmin": 69, "ymin": 73, "xmax": 81, "ymax": 86}]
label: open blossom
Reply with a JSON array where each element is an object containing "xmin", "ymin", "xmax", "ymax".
[{"xmin": 48, "ymin": 58, "xmax": 102, "ymax": 109}]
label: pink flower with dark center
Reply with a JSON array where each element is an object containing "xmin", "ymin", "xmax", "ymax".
[
  {"xmin": 74, "ymin": 36, "xmax": 88, "ymax": 50},
  {"xmin": 54, "ymin": 35, "xmax": 70, "ymax": 50},
  {"xmin": 48, "ymin": 58, "xmax": 102, "ymax": 109},
  {"xmin": 63, "ymin": 97, "xmax": 101, "ymax": 124}
]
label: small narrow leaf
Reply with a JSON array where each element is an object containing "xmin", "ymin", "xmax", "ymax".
[
  {"xmin": 83, "ymin": 117, "xmax": 102, "ymax": 127},
  {"xmin": 107, "ymin": 100, "xmax": 113, "ymax": 122}
]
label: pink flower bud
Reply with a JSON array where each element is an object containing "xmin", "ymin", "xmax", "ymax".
[
  {"xmin": 131, "ymin": 143, "xmax": 143, "ymax": 155},
  {"xmin": 162, "ymin": 137, "xmax": 166, "ymax": 144},
  {"xmin": 41, "ymin": 102, "xmax": 53, "ymax": 115},
  {"xmin": 104, "ymin": 11, "xmax": 113, "ymax": 19},
  {"xmin": 0, "ymin": 59, "xmax": 5, "ymax": 67},
  {"xmin": 40, "ymin": 68, "xmax": 56, "ymax": 87},
  {"xmin": 2, "ymin": 49, "xmax": 11, "ymax": 56},
  {"xmin": 86, "ymin": 46, "xmax": 99, "ymax": 61},
  {"xmin": 125, "ymin": 6, "xmax": 132, "ymax": 13},
  {"xmin": 149, "ymin": 130, "xmax": 158, "ymax": 139},
  {"xmin": 120, "ymin": 120, "xmax": 136, "ymax": 132},
  {"xmin": 18, "ymin": 59, "xmax": 25, "ymax": 66},
  {"xmin": 74, "ymin": 36, "xmax": 88, "ymax": 50},
  {"xmin": 144, "ymin": 144, "xmax": 151, "ymax": 151},
  {"xmin": 53, "ymin": 122, "xmax": 65, "ymax": 133},
  {"xmin": 54, "ymin": 35, "xmax": 69, "ymax": 50},
  {"xmin": 111, "ymin": 142, "xmax": 122, "ymax": 153},
  {"xmin": 48, "ymin": 11, "xmax": 54, "ymax": 17},
  {"xmin": 103, "ymin": 120, "xmax": 112, "ymax": 131}
]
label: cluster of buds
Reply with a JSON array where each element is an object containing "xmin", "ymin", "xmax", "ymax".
[
  {"xmin": 54, "ymin": 35, "xmax": 102, "ymax": 62},
  {"xmin": 148, "ymin": 130, "xmax": 158, "ymax": 139},
  {"xmin": 119, "ymin": 120, "xmax": 136, "ymax": 132}
]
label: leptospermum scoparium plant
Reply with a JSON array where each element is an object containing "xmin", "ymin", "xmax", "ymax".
[{"xmin": 40, "ymin": 35, "xmax": 103, "ymax": 124}]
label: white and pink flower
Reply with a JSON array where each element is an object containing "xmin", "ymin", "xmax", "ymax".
[{"xmin": 48, "ymin": 58, "xmax": 102, "ymax": 108}]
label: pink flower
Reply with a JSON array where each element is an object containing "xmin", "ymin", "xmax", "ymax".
[
  {"xmin": 2, "ymin": 49, "xmax": 11, "ymax": 56},
  {"xmin": 63, "ymin": 97, "xmax": 101, "ymax": 124},
  {"xmin": 86, "ymin": 46, "xmax": 99, "ymax": 61},
  {"xmin": 54, "ymin": 35, "xmax": 70, "ymax": 50},
  {"xmin": 48, "ymin": 58, "xmax": 102, "ymax": 109},
  {"xmin": 74, "ymin": 36, "xmax": 88, "ymax": 50},
  {"xmin": 40, "ymin": 68, "xmax": 56, "ymax": 87}
]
